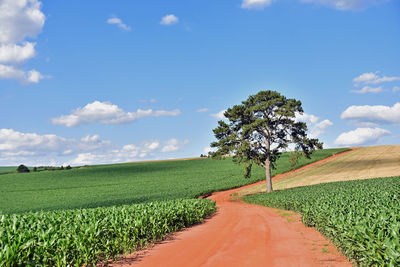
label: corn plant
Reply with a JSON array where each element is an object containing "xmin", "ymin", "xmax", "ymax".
[
  {"xmin": 0, "ymin": 198, "xmax": 216, "ymax": 266},
  {"xmin": 245, "ymin": 176, "xmax": 400, "ymax": 266}
]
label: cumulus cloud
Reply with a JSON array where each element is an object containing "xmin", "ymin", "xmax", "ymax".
[
  {"xmin": 295, "ymin": 112, "xmax": 333, "ymax": 138},
  {"xmin": 161, "ymin": 138, "xmax": 189, "ymax": 153},
  {"xmin": 353, "ymin": 71, "xmax": 400, "ymax": 86},
  {"xmin": 351, "ymin": 86, "xmax": 383, "ymax": 94},
  {"xmin": 341, "ymin": 102, "xmax": 400, "ymax": 124},
  {"xmin": 0, "ymin": 128, "xmax": 189, "ymax": 166},
  {"xmin": 0, "ymin": 42, "xmax": 36, "ymax": 63},
  {"xmin": 210, "ymin": 110, "xmax": 226, "ymax": 119},
  {"xmin": 0, "ymin": 64, "xmax": 43, "ymax": 83},
  {"xmin": 160, "ymin": 14, "xmax": 179, "ymax": 25},
  {"xmin": 69, "ymin": 138, "xmax": 188, "ymax": 165},
  {"xmin": 241, "ymin": 0, "xmax": 273, "ymax": 9},
  {"xmin": 107, "ymin": 16, "xmax": 131, "ymax": 31},
  {"xmin": 334, "ymin": 127, "xmax": 391, "ymax": 146},
  {"xmin": 196, "ymin": 108, "xmax": 209, "ymax": 113},
  {"xmin": 0, "ymin": 129, "xmax": 109, "ymax": 161},
  {"xmin": 51, "ymin": 101, "xmax": 181, "ymax": 127},
  {"xmin": 0, "ymin": 0, "xmax": 45, "ymax": 43},
  {"xmin": 0, "ymin": 0, "xmax": 46, "ymax": 84}
]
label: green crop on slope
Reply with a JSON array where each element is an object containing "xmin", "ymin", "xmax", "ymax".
[
  {"xmin": 0, "ymin": 198, "xmax": 216, "ymax": 266},
  {"xmin": 0, "ymin": 148, "xmax": 348, "ymax": 214},
  {"xmin": 0, "ymin": 167, "xmax": 16, "ymax": 175},
  {"xmin": 244, "ymin": 177, "xmax": 400, "ymax": 266}
]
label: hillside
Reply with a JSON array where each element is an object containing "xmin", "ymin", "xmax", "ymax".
[
  {"xmin": 238, "ymin": 145, "xmax": 400, "ymax": 196},
  {"xmin": 0, "ymin": 148, "xmax": 346, "ymax": 214}
]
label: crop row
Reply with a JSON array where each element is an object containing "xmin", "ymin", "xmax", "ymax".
[
  {"xmin": 244, "ymin": 176, "xmax": 400, "ymax": 266},
  {"xmin": 0, "ymin": 198, "xmax": 216, "ymax": 266},
  {"xmin": 0, "ymin": 148, "xmax": 348, "ymax": 214}
]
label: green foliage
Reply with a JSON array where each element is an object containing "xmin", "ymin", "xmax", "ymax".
[
  {"xmin": 0, "ymin": 198, "xmax": 216, "ymax": 266},
  {"xmin": 66, "ymin": 165, "xmax": 72, "ymax": 170},
  {"xmin": 289, "ymin": 151, "xmax": 302, "ymax": 170},
  {"xmin": 16, "ymin": 164, "xmax": 30, "ymax": 173},
  {"xmin": 0, "ymin": 148, "xmax": 347, "ymax": 214},
  {"xmin": 210, "ymin": 90, "xmax": 322, "ymax": 182},
  {"xmin": 244, "ymin": 177, "xmax": 400, "ymax": 266}
]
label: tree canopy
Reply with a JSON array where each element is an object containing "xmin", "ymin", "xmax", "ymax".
[{"xmin": 210, "ymin": 90, "xmax": 322, "ymax": 192}]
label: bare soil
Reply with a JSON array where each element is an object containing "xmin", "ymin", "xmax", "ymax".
[{"xmin": 111, "ymin": 151, "xmax": 355, "ymax": 267}]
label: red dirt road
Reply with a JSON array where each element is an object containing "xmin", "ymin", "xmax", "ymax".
[{"xmin": 113, "ymin": 153, "xmax": 352, "ymax": 267}]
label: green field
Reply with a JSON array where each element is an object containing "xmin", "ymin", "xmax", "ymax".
[
  {"xmin": 0, "ymin": 199, "xmax": 216, "ymax": 266},
  {"xmin": 0, "ymin": 167, "xmax": 16, "ymax": 175},
  {"xmin": 0, "ymin": 148, "xmax": 347, "ymax": 265},
  {"xmin": 0, "ymin": 148, "xmax": 347, "ymax": 214},
  {"xmin": 244, "ymin": 176, "xmax": 400, "ymax": 266}
]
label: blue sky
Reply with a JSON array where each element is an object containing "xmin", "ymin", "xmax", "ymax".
[{"xmin": 0, "ymin": 0, "xmax": 399, "ymax": 166}]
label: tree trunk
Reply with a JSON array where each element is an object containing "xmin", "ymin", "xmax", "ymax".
[{"xmin": 265, "ymin": 157, "xmax": 273, "ymax": 193}]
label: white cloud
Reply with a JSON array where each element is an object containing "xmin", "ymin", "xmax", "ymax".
[
  {"xmin": 160, "ymin": 14, "xmax": 179, "ymax": 25},
  {"xmin": 0, "ymin": 128, "xmax": 189, "ymax": 166},
  {"xmin": 0, "ymin": 64, "xmax": 43, "ymax": 83},
  {"xmin": 334, "ymin": 127, "xmax": 391, "ymax": 146},
  {"xmin": 203, "ymin": 146, "xmax": 215, "ymax": 155},
  {"xmin": 295, "ymin": 113, "xmax": 319, "ymax": 124},
  {"xmin": 351, "ymin": 86, "xmax": 383, "ymax": 94},
  {"xmin": 26, "ymin": 69, "xmax": 43, "ymax": 83},
  {"xmin": 0, "ymin": 0, "xmax": 46, "ymax": 84},
  {"xmin": 393, "ymin": 86, "xmax": 400, "ymax": 92},
  {"xmin": 0, "ymin": 129, "xmax": 109, "ymax": 156},
  {"xmin": 353, "ymin": 71, "xmax": 400, "ymax": 86},
  {"xmin": 69, "ymin": 138, "xmax": 188, "ymax": 165},
  {"xmin": 241, "ymin": 0, "xmax": 273, "ymax": 9},
  {"xmin": 0, "ymin": 0, "xmax": 45, "ymax": 44},
  {"xmin": 341, "ymin": 102, "xmax": 400, "ymax": 124},
  {"xmin": 51, "ymin": 101, "xmax": 181, "ymax": 127},
  {"xmin": 0, "ymin": 42, "xmax": 35, "ymax": 63},
  {"xmin": 311, "ymin": 119, "xmax": 334, "ymax": 138},
  {"xmin": 161, "ymin": 138, "xmax": 189, "ymax": 152},
  {"xmin": 295, "ymin": 112, "xmax": 333, "ymax": 138},
  {"xmin": 107, "ymin": 16, "xmax": 131, "ymax": 31},
  {"xmin": 196, "ymin": 108, "xmax": 209, "ymax": 113},
  {"xmin": 210, "ymin": 110, "xmax": 226, "ymax": 119}
]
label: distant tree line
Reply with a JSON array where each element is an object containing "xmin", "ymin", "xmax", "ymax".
[{"xmin": 17, "ymin": 164, "xmax": 72, "ymax": 173}]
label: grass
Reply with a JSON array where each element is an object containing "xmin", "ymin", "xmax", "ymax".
[
  {"xmin": 0, "ymin": 167, "xmax": 16, "ymax": 175},
  {"xmin": 244, "ymin": 176, "xmax": 400, "ymax": 266},
  {"xmin": 0, "ymin": 148, "xmax": 348, "ymax": 214}
]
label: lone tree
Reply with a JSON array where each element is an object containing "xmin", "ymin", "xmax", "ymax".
[
  {"xmin": 17, "ymin": 164, "xmax": 30, "ymax": 173},
  {"xmin": 210, "ymin": 90, "xmax": 322, "ymax": 193}
]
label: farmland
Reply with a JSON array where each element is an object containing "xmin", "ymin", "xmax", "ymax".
[
  {"xmin": 0, "ymin": 148, "xmax": 348, "ymax": 266},
  {"xmin": 0, "ymin": 199, "xmax": 216, "ymax": 266},
  {"xmin": 0, "ymin": 167, "xmax": 16, "ymax": 175},
  {"xmin": 244, "ymin": 176, "xmax": 400, "ymax": 266},
  {"xmin": 0, "ymin": 148, "xmax": 347, "ymax": 214}
]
